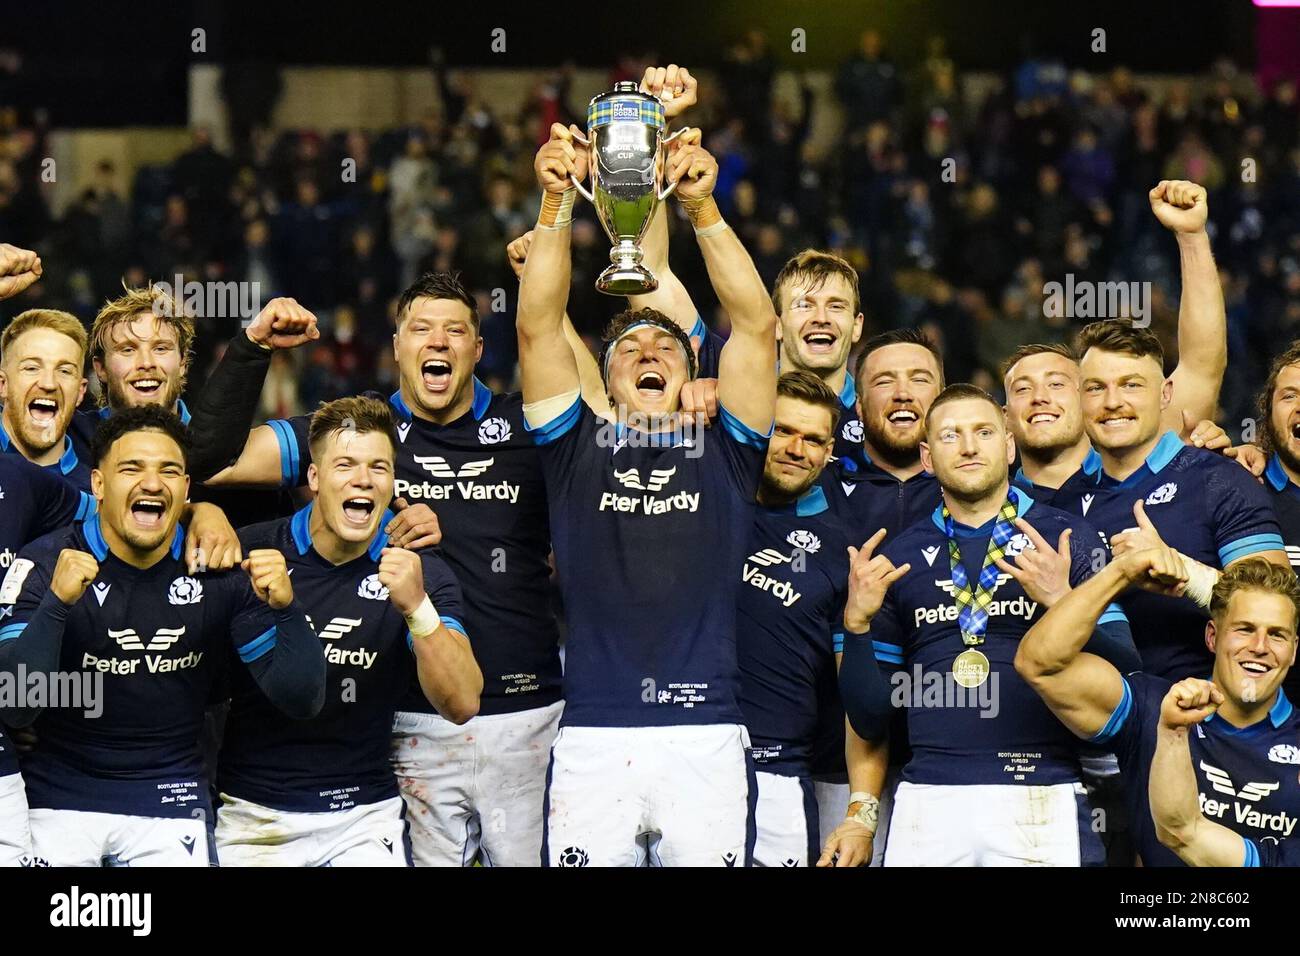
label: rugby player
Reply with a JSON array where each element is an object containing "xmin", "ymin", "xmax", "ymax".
[
  {"xmin": 216, "ymin": 397, "xmax": 480, "ymax": 866},
  {"xmin": 836, "ymin": 384, "xmax": 1137, "ymax": 865},
  {"xmin": 520, "ymin": 123, "xmax": 775, "ymax": 866},
  {"xmin": 0, "ymin": 407, "xmax": 325, "ymax": 866},
  {"xmin": 1017, "ymin": 555, "xmax": 1300, "ymax": 866}
]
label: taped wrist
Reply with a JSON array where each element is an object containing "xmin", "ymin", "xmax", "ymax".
[
  {"xmin": 538, "ymin": 188, "xmax": 576, "ymax": 230},
  {"xmin": 405, "ymin": 595, "xmax": 441, "ymax": 639},
  {"xmin": 1179, "ymin": 552, "xmax": 1220, "ymax": 609},
  {"xmin": 681, "ymin": 195, "xmax": 723, "ymax": 233}
]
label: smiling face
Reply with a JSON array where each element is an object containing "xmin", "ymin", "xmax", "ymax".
[
  {"xmin": 760, "ymin": 395, "xmax": 836, "ymax": 503},
  {"xmin": 857, "ymin": 343, "xmax": 942, "ymax": 466},
  {"xmin": 604, "ymin": 325, "xmax": 690, "ymax": 420},
  {"xmin": 91, "ymin": 428, "xmax": 189, "ymax": 557},
  {"xmin": 1209, "ymin": 590, "xmax": 1298, "ymax": 708},
  {"xmin": 394, "ymin": 296, "xmax": 483, "ymax": 422},
  {"xmin": 776, "ymin": 273, "xmax": 864, "ymax": 376},
  {"xmin": 921, "ymin": 396, "xmax": 1016, "ymax": 504},
  {"xmin": 95, "ymin": 314, "xmax": 187, "ymax": 410},
  {"xmin": 1079, "ymin": 347, "xmax": 1170, "ymax": 456},
  {"xmin": 1003, "ymin": 351, "xmax": 1085, "ymax": 455},
  {"xmin": 0, "ymin": 327, "xmax": 86, "ymax": 458},
  {"xmin": 307, "ymin": 428, "xmax": 395, "ymax": 548},
  {"xmin": 1267, "ymin": 362, "xmax": 1300, "ymax": 473}
]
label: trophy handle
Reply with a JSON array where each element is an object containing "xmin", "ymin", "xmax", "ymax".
[
  {"xmin": 568, "ymin": 127, "xmax": 595, "ymax": 202},
  {"xmin": 657, "ymin": 126, "xmax": 689, "ymax": 201}
]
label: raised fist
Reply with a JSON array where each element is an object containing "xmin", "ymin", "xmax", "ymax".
[
  {"xmin": 534, "ymin": 123, "xmax": 588, "ymax": 195},
  {"xmin": 243, "ymin": 549, "xmax": 293, "ymax": 609},
  {"xmin": 378, "ymin": 547, "xmax": 425, "ymax": 616},
  {"xmin": 640, "ymin": 64, "xmax": 698, "ymax": 119},
  {"xmin": 666, "ymin": 139, "xmax": 718, "ymax": 202},
  {"xmin": 51, "ymin": 549, "xmax": 99, "ymax": 605},
  {"xmin": 1149, "ymin": 180, "xmax": 1208, "ymax": 235},
  {"xmin": 0, "ymin": 243, "xmax": 42, "ymax": 301},
  {"xmin": 245, "ymin": 297, "xmax": 321, "ymax": 350}
]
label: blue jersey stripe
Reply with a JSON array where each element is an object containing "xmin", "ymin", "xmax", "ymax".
[
  {"xmin": 439, "ymin": 615, "xmax": 467, "ymax": 637},
  {"xmin": 873, "ymin": 650, "xmax": 905, "ymax": 665},
  {"xmin": 524, "ymin": 397, "xmax": 582, "ymax": 446},
  {"xmin": 832, "ymin": 632, "xmax": 844, "ymax": 654},
  {"xmin": 236, "ymin": 626, "xmax": 277, "ymax": 663},
  {"xmin": 1218, "ymin": 533, "xmax": 1286, "ymax": 567},
  {"xmin": 1098, "ymin": 602, "xmax": 1129, "ymax": 626},
  {"xmin": 0, "ymin": 622, "xmax": 28, "ymax": 642},
  {"xmin": 872, "ymin": 639, "xmax": 904, "ymax": 655},
  {"xmin": 718, "ymin": 406, "xmax": 772, "ymax": 449},
  {"xmin": 1243, "ymin": 837, "xmax": 1260, "ymax": 867},
  {"xmin": 267, "ymin": 419, "xmax": 296, "ymax": 486},
  {"xmin": 1091, "ymin": 677, "xmax": 1133, "ymax": 744}
]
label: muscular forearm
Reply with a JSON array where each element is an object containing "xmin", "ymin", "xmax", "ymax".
[
  {"xmin": 846, "ymin": 720, "xmax": 889, "ymax": 801},
  {"xmin": 694, "ymin": 217, "xmax": 773, "ymax": 339},
  {"xmin": 187, "ymin": 334, "xmax": 273, "ymax": 481},
  {"xmin": 1149, "ymin": 724, "xmax": 1245, "ymax": 866},
  {"xmin": 628, "ymin": 209, "xmax": 698, "ymax": 332},
  {"xmin": 413, "ymin": 627, "xmax": 483, "ymax": 724},
  {"xmin": 1168, "ymin": 231, "xmax": 1226, "ymax": 426},
  {"xmin": 518, "ymin": 208, "xmax": 573, "ymax": 342},
  {"xmin": 1016, "ymin": 562, "xmax": 1129, "ymax": 678}
]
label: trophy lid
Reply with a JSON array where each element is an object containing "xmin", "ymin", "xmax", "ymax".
[{"xmin": 586, "ymin": 83, "xmax": 665, "ymax": 131}]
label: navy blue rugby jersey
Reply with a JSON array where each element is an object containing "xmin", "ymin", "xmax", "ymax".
[
  {"xmin": 689, "ymin": 316, "xmax": 863, "ymax": 467},
  {"xmin": 819, "ymin": 454, "xmax": 941, "ymax": 545},
  {"xmin": 528, "ymin": 397, "xmax": 768, "ymax": 727},
  {"xmin": 737, "ymin": 485, "xmax": 850, "ymax": 776},
  {"xmin": 0, "ymin": 515, "xmax": 292, "ymax": 818},
  {"xmin": 865, "ymin": 486, "xmax": 1133, "ymax": 786},
  {"xmin": 219, "ymin": 505, "xmax": 467, "ymax": 813},
  {"xmin": 1011, "ymin": 447, "xmax": 1102, "ymax": 510},
  {"xmin": 0, "ymin": 417, "xmax": 92, "ymax": 492},
  {"xmin": 1093, "ymin": 672, "xmax": 1300, "ymax": 867},
  {"xmin": 1251, "ymin": 835, "xmax": 1300, "ymax": 866},
  {"xmin": 1262, "ymin": 456, "xmax": 1300, "ymax": 702},
  {"xmin": 1051, "ymin": 432, "xmax": 1285, "ymax": 682},
  {"xmin": 268, "ymin": 379, "xmax": 561, "ymax": 717}
]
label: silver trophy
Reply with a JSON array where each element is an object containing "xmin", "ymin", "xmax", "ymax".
[{"xmin": 570, "ymin": 82, "xmax": 683, "ymax": 295}]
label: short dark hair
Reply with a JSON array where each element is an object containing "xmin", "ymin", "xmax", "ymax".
[
  {"xmin": 308, "ymin": 396, "xmax": 398, "ymax": 460},
  {"xmin": 1257, "ymin": 340, "xmax": 1300, "ymax": 453},
  {"xmin": 599, "ymin": 307, "xmax": 698, "ymax": 383},
  {"xmin": 777, "ymin": 370, "xmax": 842, "ymax": 433},
  {"xmin": 853, "ymin": 328, "xmax": 945, "ymax": 387},
  {"xmin": 1074, "ymin": 320, "xmax": 1163, "ymax": 366},
  {"xmin": 999, "ymin": 342, "xmax": 1078, "ymax": 381},
  {"xmin": 1211, "ymin": 559, "xmax": 1300, "ymax": 632},
  {"xmin": 924, "ymin": 383, "xmax": 1002, "ymax": 435},
  {"xmin": 772, "ymin": 250, "xmax": 861, "ymax": 318},
  {"xmin": 91, "ymin": 405, "xmax": 190, "ymax": 469},
  {"xmin": 395, "ymin": 271, "xmax": 479, "ymax": 331}
]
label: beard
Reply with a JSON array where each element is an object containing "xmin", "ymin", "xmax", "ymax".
[
  {"xmin": 863, "ymin": 413, "xmax": 923, "ymax": 469},
  {"xmin": 1268, "ymin": 417, "xmax": 1300, "ymax": 475},
  {"xmin": 106, "ymin": 373, "xmax": 186, "ymax": 412},
  {"xmin": 759, "ymin": 466, "xmax": 819, "ymax": 504},
  {"xmin": 8, "ymin": 405, "xmax": 72, "ymax": 455}
]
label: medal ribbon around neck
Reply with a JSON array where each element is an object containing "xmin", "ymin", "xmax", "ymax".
[{"xmin": 943, "ymin": 496, "xmax": 1019, "ymax": 647}]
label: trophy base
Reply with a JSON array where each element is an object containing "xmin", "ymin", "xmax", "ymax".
[{"xmin": 596, "ymin": 263, "xmax": 659, "ymax": 297}]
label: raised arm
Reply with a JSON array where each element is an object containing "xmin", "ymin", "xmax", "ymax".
[
  {"xmin": 517, "ymin": 124, "xmax": 586, "ymax": 406},
  {"xmin": 1151, "ymin": 181, "xmax": 1226, "ymax": 431},
  {"xmin": 667, "ymin": 138, "xmax": 776, "ymax": 433},
  {"xmin": 1149, "ymin": 678, "xmax": 1250, "ymax": 867}
]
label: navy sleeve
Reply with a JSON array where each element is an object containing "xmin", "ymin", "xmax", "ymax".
[
  {"xmin": 187, "ymin": 333, "xmax": 275, "ymax": 482},
  {"xmin": 226, "ymin": 577, "xmax": 326, "ymax": 720},
  {"xmin": 714, "ymin": 403, "xmax": 771, "ymax": 503},
  {"xmin": 1089, "ymin": 672, "xmax": 1160, "ymax": 765},
  {"xmin": 1208, "ymin": 459, "xmax": 1286, "ymax": 566},
  {"xmin": 839, "ymin": 629, "xmax": 894, "ymax": 741},
  {"xmin": 688, "ymin": 315, "xmax": 725, "ymax": 380},
  {"xmin": 0, "ymin": 553, "xmax": 62, "ymax": 726},
  {"xmin": 525, "ymin": 397, "xmax": 600, "ymax": 482},
  {"xmin": 29, "ymin": 466, "xmax": 95, "ymax": 538},
  {"xmin": 262, "ymin": 414, "xmax": 312, "ymax": 488}
]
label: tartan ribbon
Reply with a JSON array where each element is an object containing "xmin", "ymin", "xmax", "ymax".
[
  {"xmin": 943, "ymin": 497, "xmax": 1019, "ymax": 646},
  {"xmin": 587, "ymin": 96, "xmax": 664, "ymax": 130}
]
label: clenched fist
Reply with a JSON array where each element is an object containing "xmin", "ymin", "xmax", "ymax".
[
  {"xmin": 0, "ymin": 243, "xmax": 42, "ymax": 301},
  {"xmin": 506, "ymin": 231, "xmax": 534, "ymax": 280},
  {"xmin": 378, "ymin": 546, "xmax": 425, "ymax": 616},
  {"xmin": 534, "ymin": 123, "xmax": 589, "ymax": 195},
  {"xmin": 243, "ymin": 549, "xmax": 293, "ymax": 609},
  {"xmin": 245, "ymin": 297, "xmax": 321, "ymax": 350},
  {"xmin": 1149, "ymin": 180, "xmax": 1207, "ymax": 235},
  {"xmin": 1159, "ymin": 677, "xmax": 1224, "ymax": 731},
  {"xmin": 51, "ymin": 549, "xmax": 100, "ymax": 605},
  {"xmin": 640, "ymin": 64, "xmax": 698, "ymax": 119},
  {"xmin": 666, "ymin": 138, "xmax": 718, "ymax": 202}
]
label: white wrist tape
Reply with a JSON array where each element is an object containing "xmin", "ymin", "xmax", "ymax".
[
  {"xmin": 693, "ymin": 219, "xmax": 730, "ymax": 239},
  {"xmin": 405, "ymin": 595, "xmax": 441, "ymax": 639},
  {"xmin": 1180, "ymin": 552, "xmax": 1219, "ymax": 609},
  {"xmin": 537, "ymin": 188, "xmax": 576, "ymax": 231},
  {"xmin": 847, "ymin": 791, "xmax": 880, "ymax": 832}
]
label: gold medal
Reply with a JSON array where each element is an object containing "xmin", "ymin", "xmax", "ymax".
[{"xmin": 952, "ymin": 648, "xmax": 990, "ymax": 688}]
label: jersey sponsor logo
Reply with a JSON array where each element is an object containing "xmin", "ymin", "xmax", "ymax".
[
  {"xmin": 167, "ymin": 576, "xmax": 203, "ymax": 605},
  {"xmin": 934, "ymin": 575, "xmax": 1013, "ymax": 596},
  {"xmin": 1146, "ymin": 482, "xmax": 1178, "ymax": 505},
  {"xmin": 413, "ymin": 455, "xmax": 495, "ymax": 479},
  {"xmin": 86, "ymin": 626, "xmax": 201, "ymax": 674},
  {"xmin": 613, "ymin": 466, "xmax": 676, "ymax": 492},
  {"xmin": 0, "ymin": 547, "xmax": 15, "ymax": 569},
  {"xmin": 92, "ymin": 582, "xmax": 112, "ymax": 606},
  {"xmin": 306, "ymin": 614, "xmax": 377, "ymax": 669},
  {"xmin": 0, "ymin": 557, "xmax": 34, "ymax": 605},
  {"xmin": 1081, "ymin": 493, "xmax": 1095, "ymax": 516},
  {"xmin": 357, "ymin": 573, "xmax": 390, "ymax": 601},
  {"xmin": 921, "ymin": 545, "xmax": 940, "ymax": 567},
  {"xmin": 1198, "ymin": 761, "xmax": 1295, "ymax": 836},
  {"xmin": 311, "ymin": 616, "xmax": 363, "ymax": 641},
  {"xmin": 841, "ymin": 419, "xmax": 864, "ymax": 444},
  {"xmin": 746, "ymin": 547, "xmax": 790, "ymax": 568},
  {"xmin": 786, "ymin": 529, "xmax": 821, "ymax": 553},
  {"xmin": 742, "ymin": 561, "xmax": 802, "ymax": 607},
  {"xmin": 916, "ymin": 581, "xmax": 1036, "ymax": 628},
  {"xmin": 1269, "ymin": 744, "xmax": 1300, "ymax": 765},
  {"xmin": 478, "ymin": 417, "xmax": 512, "ymax": 444}
]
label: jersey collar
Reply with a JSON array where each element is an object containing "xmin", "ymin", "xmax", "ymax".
[
  {"xmin": 1265, "ymin": 454, "xmax": 1296, "ymax": 494},
  {"xmin": 1205, "ymin": 689, "xmax": 1293, "ymax": 732},
  {"xmin": 389, "ymin": 379, "xmax": 492, "ymax": 425},
  {"xmin": 0, "ymin": 418, "xmax": 82, "ymax": 476},
  {"xmin": 290, "ymin": 501, "xmax": 394, "ymax": 562},
  {"xmin": 837, "ymin": 372, "xmax": 856, "ymax": 411},
  {"xmin": 97, "ymin": 398, "xmax": 192, "ymax": 425},
  {"xmin": 1081, "ymin": 430, "xmax": 1182, "ymax": 487},
  {"xmin": 930, "ymin": 484, "xmax": 1033, "ymax": 535},
  {"xmin": 82, "ymin": 512, "xmax": 184, "ymax": 562},
  {"xmin": 764, "ymin": 484, "xmax": 829, "ymax": 517}
]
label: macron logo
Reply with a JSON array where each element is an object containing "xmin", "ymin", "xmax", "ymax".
[
  {"xmin": 1081, "ymin": 494, "xmax": 1095, "ymax": 516},
  {"xmin": 414, "ymin": 456, "xmax": 494, "ymax": 480},
  {"xmin": 92, "ymin": 582, "xmax": 112, "ymax": 606},
  {"xmin": 921, "ymin": 545, "xmax": 940, "ymax": 567}
]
